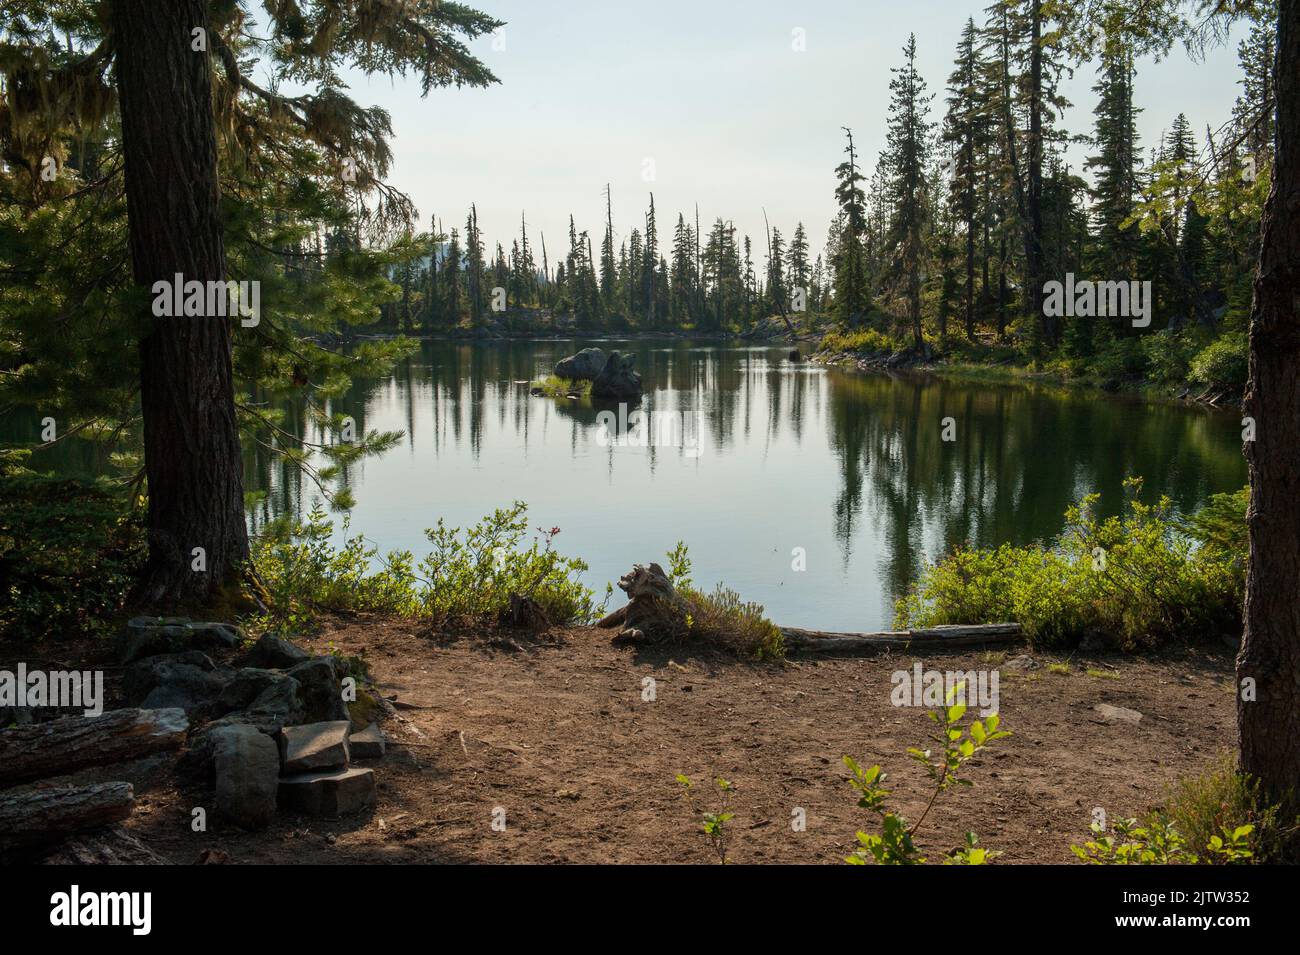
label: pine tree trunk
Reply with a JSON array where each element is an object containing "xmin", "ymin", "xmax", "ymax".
[
  {"xmin": 112, "ymin": 0, "xmax": 249, "ymax": 606},
  {"xmin": 1027, "ymin": 2, "xmax": 1051, "ymax": 347},
  {"xmin": 1238, "ymin": 0, "xmax": 1300, "ymax": 832}
]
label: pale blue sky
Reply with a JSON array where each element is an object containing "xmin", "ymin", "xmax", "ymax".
[{"xmin": 336, "ymin": 0, "xmax": 1245, "ymax": 262}]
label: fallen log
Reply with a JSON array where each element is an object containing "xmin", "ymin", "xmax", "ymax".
[
  {"xmin": 780, "ymin": 623, "xmax": 1022, "ymax": 654},
  {"xmin": 41, "ymin": 825, "xmax": 167, "ymax": 865},
  {"xmin": 0, "ymin": 707, "xmax": 188, "ymax": 789},
  {"xmin": 0, "ymin": 782, "xmax": 135, "ymax": 852}
]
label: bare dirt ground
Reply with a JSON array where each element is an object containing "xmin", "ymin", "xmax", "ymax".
[{"xmin": 103, "ymin": 615, "xmax": 1236, "ymax": 865}]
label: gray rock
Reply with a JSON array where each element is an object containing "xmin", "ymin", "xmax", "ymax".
[
  {"xmin": 278, "ymin": 767, "xmax": 376, "ymax": 816},
  {"xmin": 1003, "ymin": 654, "xmax": 1041, "ymax": 671},
  {"xmin": 349, "ymin": 723, "xmax": 386, "ymax": 760},
  {"xmin": 287, "ymin": 657, "xmax": 349, "ymax": 723},
  {"xmin": 212, "ymin": 724, "xmax": 280, "ymax": 830},
  {"xmin": 216, "ymin": 668, "xmax": 294, "ymax": 715},
  {"xmin": 118, "ymin": 618, "xmax": 242, "ymax": 664},
  {"xmin": 1094, "ymin": 703, "xmax": 1143, "ymax": 725},
  {"xmin": 243, "ymin": 676, "xmax": 306, "ymax": 731},
  {"xmin": 279, "ymin": 720, "xmax": 352, "ymax": 773},
  {"xmin": 245, "ymin": 633, "xmax": 311, "ymax": 670},
  {"xmin": 137, "ymin": 663, "xmax": 232, "ymax": 714},
  {"xmin": 554, "ymin": 347, "xmax": 607, "ymax": 381},
  {"xmin": 590, "ymin": 351, "xmax": 643, "ymax": 401},
  {"xmin": 124, "ymin": 651, "xmax": 217, "ymax": 703}
]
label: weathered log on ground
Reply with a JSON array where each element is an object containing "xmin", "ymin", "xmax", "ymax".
[
  {"xmin": 597, "ymin": 563, "xmax": 687, "ymax": 643},
  {"xmin": 41, "ymin": 824, "xmax": 167, "ymax": 865},
  {"xmin": 0, "ymin": 782, "xmax": 134, "ymax": 852},
  {"xmin": 0, "ymin": 707, "xmax": 188, "ymax": 788},
  {"xmin": 780, "ymin": 623, "xmax": 1023, "ymax": 654}
]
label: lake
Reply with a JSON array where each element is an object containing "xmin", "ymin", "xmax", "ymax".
[{"xmin": 245, "ymin": 339, "xmax": 1248, "ymax": 632}]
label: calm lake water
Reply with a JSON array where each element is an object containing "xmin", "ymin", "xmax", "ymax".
[
  {"xmin": 244, "ymin": 339, "xmax": 1247, "ymax": 632},
  {"xmin": 6, "ymin": 339, "xmax": 1246, "ymax": 631}
]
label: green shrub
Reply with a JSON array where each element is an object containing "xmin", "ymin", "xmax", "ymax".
[
  {"xmin": 895, "ymin": 478, "xmax": 1243, "ymax": 649},
  {"xmin": 1188, "ymin": 331, "xmax": 1249, "ymax": 393},
  {"xmin": 1072, "ymin": 812, "xmax": 1254, "ymax": 865},
  {"xmin": 1166, "ymin": 753, "xmax": 1291, "ymax": 864},
  {"xmin": 845, "ymin": 684, "xmax": 1011, "ymax": 865},
  {"xmin": 665, "ymin": 543, "xmax": 784, "ymax": 658},
  {"xmin": 821, "ymin": 326, "xmax": 901, "ymax": 355},
  {"xmin": 1141, "ymin": 330, "xmax": 1203, "ymax": 385},
  {"xmin": 1090, "ymin": 336, "xmax": 1149, "ymax": 385},
  {"xmin": 252, "ymin": 501, "xmax": 595, "ymax": 631},
  {"xmin": 531, "ymin": 375, "xmax": 591, "ymax": 397},
  {"xmin": 0, "ymin": 477, "xmax": 145, "ymax": 640}
]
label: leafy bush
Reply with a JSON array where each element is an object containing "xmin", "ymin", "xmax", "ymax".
[
  {"xmin": 844, "ymin": 683, "xmax": 1010, "ymax": 865},
  {"xmin": 895, "ymin": 478, "xmax": 1243, "ymax": 649},
  {"xmin": 252, "ymin": 501, "xmax": 595, "ymax": 631},
  {"xmin": 1090, "ymin": 336, "xmax": 1149, "ymax": 385},
  {"xmin": 1141, "ymin": 330, "xmax": 1204, "ymax": 385},
  {"xmin": 1072, "ymin": 812, "xmax": 1254, "ymax": 864},
  {"xmin": 675, "ymin": 775, "xmax": 735, "ymax": 864},
  {"xmin": 664, "ymin": 543, "xmax": 784, "ymax": 658},
  {"xmin": 1188, "ymin": 331, "xmax": 1249, "ymax": 393},
  {"xmin": 821, "ymin": 326, "xmax": 901, "ymax": 355},
  {"xmin": 0, "ymin": 477, "xmax": 145, "ymax": 640}
]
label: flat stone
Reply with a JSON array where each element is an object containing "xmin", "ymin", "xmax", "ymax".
[
  {"xmin": 349, "ymin": 723, "xmax": 386, "ymax": 760},
  {"xmin": 278, "ymin": 767, "xmax": 375, "ymax": 816},
  {"xmin": 212, "ymin": 724, "xmax": 280, "ymax": 829},
  {"xmin": 1093, "ymin": 703, "xmax": 1143, "ymax": 725},
  {"xmin": 279, "ymin": 720, "xmax": 351, "ymax": 773}
]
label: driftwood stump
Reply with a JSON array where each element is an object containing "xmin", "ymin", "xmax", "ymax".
[{"xmin": 596, "ymin": 563, "xmax": 688, "ymax": 644}]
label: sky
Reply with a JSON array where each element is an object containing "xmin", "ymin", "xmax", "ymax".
[{"xmin": 331, "ymin": 0, "xmax": 1247, "ymax": 263}]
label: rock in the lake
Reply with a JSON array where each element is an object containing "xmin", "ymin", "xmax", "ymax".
[
  {"xmin": 554, "ymin": 347, "xmax": 607, "ymax": 381},
  {"xmin": 349, "ymin": 723, "xmax": 386, "ymax": 760},
  {"xmin": 279, "ymin": 767, "xmax": 376, "ymax": 816},
  {"xmin": 279, "ymin": 720, "xmax": 352, "ymax": 773},
  {"xmin": 287, "ymin": 657, "xmax": 349, "ymax": 723},
  {"xmin": 590, "ymin": 351, "xmax": 643, "ymax": 401},
  {"xmin": 212, "ymin": 724, "xmax": 280, "ymax": 830},
  {"xmin": 118, "ymin": 618, "xmax": 242, "ymax": 664},
  {"xmin": 244, "ymin": 633, "xmax": 311, "ymax": 669}
]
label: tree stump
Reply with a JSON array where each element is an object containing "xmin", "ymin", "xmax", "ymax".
[{"xmin": 596, "ymin": 563, "xmax": 688, "ymax": 644}]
